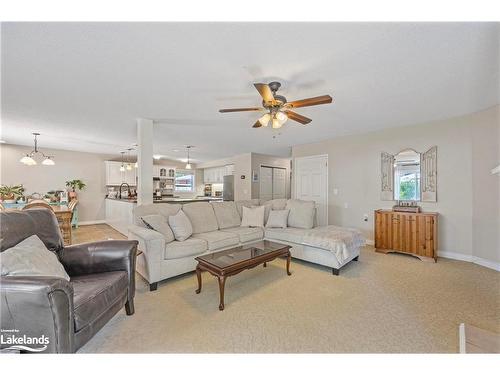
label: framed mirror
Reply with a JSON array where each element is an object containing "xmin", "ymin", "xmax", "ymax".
[
  {"xmin": 380, "ymin": 146, "xmax": 437, "ymax": 202},
  {"xmin": 394, "ymin": 149, "xmax": 420, "ymax": 201}
]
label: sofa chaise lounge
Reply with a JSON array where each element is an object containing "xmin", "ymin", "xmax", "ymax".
[{"xmin": 128, "ymin": 199, "xmax": 364, "ymax": 291}]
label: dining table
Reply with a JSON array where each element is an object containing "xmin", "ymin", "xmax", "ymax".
[{"xmin": 2, "ymin": 202, "xmax": 73, "ymax": 245}]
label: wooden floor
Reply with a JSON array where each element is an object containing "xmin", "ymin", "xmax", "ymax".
[{"xmin": 73, "ymin": 224, "xmax": 126, "ymax": 244}]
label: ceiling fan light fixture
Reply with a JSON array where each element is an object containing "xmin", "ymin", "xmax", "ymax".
[
  {"xmin": 272, "ymin": 118, "xmax": 283, "ymax": 129},
  {"xmin": 258, "ymin": 113, "xmax": 271, "ymax": 127},
  {"xmin": 275, "ymin": 111, "xmax": 288, "ymax": 124}
]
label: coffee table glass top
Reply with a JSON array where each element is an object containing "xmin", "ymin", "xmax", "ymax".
[{"xmin": 195, "ymin": 240, "xmax": 289, "ymax": 269}]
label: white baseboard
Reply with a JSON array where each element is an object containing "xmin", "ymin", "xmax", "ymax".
[
  {"xmin": 471, "ymin": 256, "xmax": 500, "ymax": 272},
  {"xmin": 78, "ymin": 220, "xmax": 106, "ymax": 226},
  {"xmin": 439, "ymin": 251, "xmax": 500, "ymax": 272},
  {"xmin": 365, "ymin": 239, "xmax": 375, "ymax": 246}
]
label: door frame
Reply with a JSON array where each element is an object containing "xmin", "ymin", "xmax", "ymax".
[{"xmin": 293, "ymin": 154, "xmax": 329, "ymax": 225}]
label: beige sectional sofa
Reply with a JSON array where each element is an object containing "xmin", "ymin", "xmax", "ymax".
[{"xmin": 128, "ymin": 199, "xmax": 364, "ymax": 291}]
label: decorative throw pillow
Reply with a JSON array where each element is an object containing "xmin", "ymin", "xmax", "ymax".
[
  {"xmin": 141, "ymin": 214, "xmax": 175, "ymax": 243},
  {"xmin": 265, "ymin": 209, "xmax": 290, "ymax": 229},
  {"xmin": 1, "ymin": 235, "xmax": 70, "ymax": 281},
  {"xmin": 168, "ymin": 210, "xmax": 193, "ymax": 241},
  {"xmin": 286, "ymin": 199, "xmax": 316, "ymax": 229},
  {"xmin": 240, "ymin": 205, "xmax": 265, "ymax": 228}
]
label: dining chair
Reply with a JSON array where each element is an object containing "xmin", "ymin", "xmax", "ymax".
[
  {"xmin": 68, "ymin": 199, "xmax": 79, "ymax": 228},
  {"xmin": 22, "ymin": 199, "xmax": 54, "ymax": 211},
  {"xmin": 0, "ymin": 203, "xmax": 5, "ymax": 211}
]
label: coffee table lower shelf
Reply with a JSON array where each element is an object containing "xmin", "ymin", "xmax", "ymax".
[{"xmin": 195, "ymin": 241, "xmax": 292, "ymax": 311}]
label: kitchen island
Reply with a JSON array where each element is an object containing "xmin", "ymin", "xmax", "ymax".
[{"xmin": 105, "ymin": 196, "xmax": 223, "ymax": 235}]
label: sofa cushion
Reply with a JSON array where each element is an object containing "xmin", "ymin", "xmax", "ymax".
[
  {"xmin": 72, "ymin": 271, "xmax": 128, "ymax": 332},
  {"xmin": 140, "ymin": 214, "xmax": 175, "ymax": 243},
  {"xmin": 264, "ymin": 227, "xmax": 310, "ymax": 244},
  {"xmin": 210, "ymin": 201, "xmax": 241, "ymax": 229},
  {"xmin": 266, "ymin": 209, "xmax": 290, "ymax": 229},
  {"xmin": 286, "ymin": 199, "xmax": 316, "ymax": 229},
  {"xmin": 262, "ymin": 199, "xmax": 287, "ymax": 224},
  {"xmin": 235, "ymin": 199, "xmax": 261, "ymax": 218},
  {"xmin": 164, "ymin": 238, "xmax": 207, "ymax": 260},
  {"xmin": 133, "ymin": 203, "xmax": 182, "ymax": 226},
  {"xmin": 192, "ymin": 231, "xmax": 239, "ymax": 251},
  {"xmin": 1, "ymin": 235, "xmax": 70, "ymax": 281},
  {"xmin": 168, "ymin": 210, "xmax": 193, "ymax": 241},
  {"xmin": 182, "ymin": 202, "xmax": 219, "ymax": 234},
  {"xmin": 241, "ymin": 206, "xmax": 265, "ymax": 228},
  {"xmin": 220, "ymin": 226, "xmax": 264, "ymax": 243}
]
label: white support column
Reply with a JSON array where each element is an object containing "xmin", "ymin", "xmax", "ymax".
[{"xmin": 137, "ymin": 118, "xmax": 154, "ymax": 205}]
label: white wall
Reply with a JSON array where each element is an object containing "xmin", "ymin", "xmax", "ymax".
[
  {"xmin": 0, "ymin": 144, "xmax": 114, "ymax": 223},
  {"xmin": 292, "ymin": 106, "xmax": 500, "ymax": 264}
]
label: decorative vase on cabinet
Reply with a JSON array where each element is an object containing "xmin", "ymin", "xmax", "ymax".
[{"xmin": 374, "ymin": 209, "xmax": 438, "ymax": 262}]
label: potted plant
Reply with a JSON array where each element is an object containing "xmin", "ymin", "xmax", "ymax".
[
  {"xmin": 65, "ymin": 179, "xmax": 86, "ymax": 199},
  {"xmin": 0, "ymin": 184, "xmax": 25, "ymax": 203}
]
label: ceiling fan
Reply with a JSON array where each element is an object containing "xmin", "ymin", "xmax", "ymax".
[{"xmin": 218, "ymin": 81, "xmax": 333, "ymax": 129}]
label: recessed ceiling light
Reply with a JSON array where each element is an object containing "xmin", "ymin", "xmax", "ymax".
[{"xmin": 153, "ymin": 154, "xmax": 162, "ymax": 160}]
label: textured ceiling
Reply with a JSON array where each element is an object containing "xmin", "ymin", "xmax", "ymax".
[{"xmin": 1, "ymin": 22, "xmax": 498, "ymax": 162}]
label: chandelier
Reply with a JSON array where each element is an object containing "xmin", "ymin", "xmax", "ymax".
[{"xmin": 19, "ymin": 133, "xmax": 55, "ymax": 166}]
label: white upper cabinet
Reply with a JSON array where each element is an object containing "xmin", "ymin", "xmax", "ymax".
[
  {"xmin": 203, "ymin": 165, "xmax": 234, "ymax": 183},
  {"xmin": 224, "ymin": 164, "xmax": 235, "ymax": 176},
  {"xmin": 105, "ymin": 161, "xmax": 137, "ymax": 186},
  {"xmin": 153, "ymin": 165, "xmax": 160, "ymax": 178}
]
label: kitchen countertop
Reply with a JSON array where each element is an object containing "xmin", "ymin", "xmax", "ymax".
[{"xmin": 106, "ymin": 196, "xmax": 223, "ymax": 203}]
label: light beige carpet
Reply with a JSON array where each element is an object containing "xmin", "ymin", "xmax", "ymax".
[{"xmin": 78, "ymin": 245, "xmax": 500, "ymax": 353}]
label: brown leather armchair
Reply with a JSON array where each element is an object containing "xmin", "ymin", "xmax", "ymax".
[{"xmin": 0, "ymin": 209, "xmax": 137, "ymax": 353}]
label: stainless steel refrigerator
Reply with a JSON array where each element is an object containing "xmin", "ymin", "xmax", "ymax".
[{"xmin": 222, "ymin": 175, "xmax": 234, "ymax": 201}]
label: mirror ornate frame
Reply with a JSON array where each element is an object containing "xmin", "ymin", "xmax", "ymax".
[{"xmin": 380, "ymin": 146, "xmax": 437, "ymax": 202}]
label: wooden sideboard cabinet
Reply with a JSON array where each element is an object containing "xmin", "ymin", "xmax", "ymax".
[{"xmin": 374, "ymin": 209, "xmax": 438, "ymax": 262}]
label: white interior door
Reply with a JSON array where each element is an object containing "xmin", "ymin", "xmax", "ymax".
[
  {"xmin": 294, "ymin": 155, "xmax": 328, "ymax": 226},
  {"xmin": 272, "ymin": 167, "xmax": 286, "ymax": 199},
  {"xmin": 259, "ymin": 166, "xmax": 273, "ymax": 201}
]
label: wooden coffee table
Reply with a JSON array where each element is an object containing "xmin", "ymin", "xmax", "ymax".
[{"xmin": 195, "ymin": 240, "xmax": 292, "ymax": 311}]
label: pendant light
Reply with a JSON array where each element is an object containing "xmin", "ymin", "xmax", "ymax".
[
  {"xmin": 119, "ymin": 151, "xmax": 126, "ymax": 172},
  {"xmin": 19, "ymin": 133, "xmax": 55, "ymax": 166},
  {"xmin": 185, "ymin": 146, "xmax": 193, "ymax": 170},
  {"xmin": 126, "ymin": 148, "xmax": 133, "ymax": 170}
]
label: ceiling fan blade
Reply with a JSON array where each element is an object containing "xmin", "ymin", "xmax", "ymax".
[
  {"xmin": 219, "ymin": 107, "xmax": 264, "ymax": 113},
  {"xmin": 252, "ymin": 121, "xmax": 262, "ymax": 128},
  {"xmin": 284, "ymin": 110, "xmax": 312, "ymax": 125},
  {"xmin": 286, "ymin": 95, "xmax": 333, "ymax": 108},
  {"xmin": 254, "ymin": 83, "xmax": 275, "ymax": 104}
]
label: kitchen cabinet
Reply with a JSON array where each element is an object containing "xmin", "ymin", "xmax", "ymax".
[
  {"xmin": 105, "ymin": 199, "xmax": 136, "ymax": 235},
  {"xmin": 203, "ymin": 165, "xmax": 235, "ymax": 183},
  {"xmin": 224, "ymin": 164, "xmax": 235, "ymax": 176},
  {"xmin": 153, "ymin": 165, "xmax": 160, "ymax": 178},
  {"xmin": 105, "ymin": 161, "xmax": 136, "ymax": 186}
]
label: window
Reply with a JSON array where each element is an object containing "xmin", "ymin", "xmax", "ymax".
[
  {"xmin": 175, "ymin": 169, "xmax": 195, "ymax": 192},
  {"xmin": 394, "ymin": 164, "xmax": 421, "ymax": 201}
]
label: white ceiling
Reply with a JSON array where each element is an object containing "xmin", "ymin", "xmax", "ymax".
[{"xmin": 1, "ymin": 22, "xmax": 499, "ymax": 162}]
